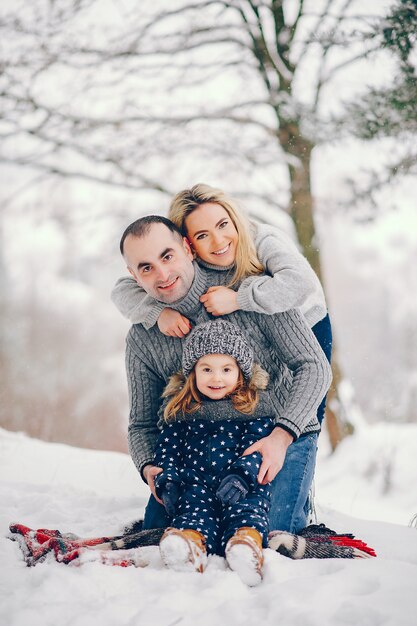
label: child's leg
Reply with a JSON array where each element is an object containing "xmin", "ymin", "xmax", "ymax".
[
  {"xmin": 159, "ymin": 481, "xmax": 221, "ymax": 572},
  {"xmin": 220, "ymin": 487, "xmax": 271, "ymax": 552},
  {"xmin": 221, "ymin": 489, "xmax": 270, "ymax": 586},
  {"xmin": 171, "ymin": 481, "xmax": 221, "ymax": 555}
]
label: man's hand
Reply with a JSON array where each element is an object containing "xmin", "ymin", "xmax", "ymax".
[
  {"xmin": 157, "ymin": 308, "xmax": 192, "ymax": 338},
  {"xmin": 143, "ymin": 465, "xmax": 163, "ymax": 503},
  {"xmin": 199, "ymin": 286, "xmax": 239, "ymax": 316},
  {"xmin": 242, "ymin": 427, "xmax": 294, "ymax": 485}
]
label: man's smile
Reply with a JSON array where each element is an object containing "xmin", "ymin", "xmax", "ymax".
[{"xmin": 157, "ymin": 277, "xmax": 179, "ymax": 290}]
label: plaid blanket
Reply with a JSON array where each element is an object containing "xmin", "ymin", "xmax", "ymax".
[{"xmin": 8, "ymin": 521, "xmax": 376, "ymax": 567}]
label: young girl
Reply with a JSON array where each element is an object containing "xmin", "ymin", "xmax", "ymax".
[
  {"xmin": 112, "ymin": 183, "xmax": 332, "ymax": 425},
  {"xmin": 153, "ymin": 319, "xmax": 275, "ymax": 586}
]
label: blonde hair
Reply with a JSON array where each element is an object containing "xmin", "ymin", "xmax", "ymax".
[
  {"xmin": 163, "ymin": 368, "xmax": 259, "ymax": 422},
  {"xmin": 168, "ymin": 183, "xmax": 264, "ymax": 287}
]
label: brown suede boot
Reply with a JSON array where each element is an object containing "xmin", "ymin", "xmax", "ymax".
[
  {"xmin": 225, "ymin": 527, "xmax": 264, "ymax": 586},
  {"xmin": 159, "ymin": 527, "xmax": 207, "ymax": 573}
]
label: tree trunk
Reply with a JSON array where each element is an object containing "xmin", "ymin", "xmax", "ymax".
[{"xmin": 280, "ymin": 123, "xmax": 349, "ymax": 450}]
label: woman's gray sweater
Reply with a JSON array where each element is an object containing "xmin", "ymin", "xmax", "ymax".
[{"xmin": 112, "ymin": 222, "xmax": 327, "ymax": 329}]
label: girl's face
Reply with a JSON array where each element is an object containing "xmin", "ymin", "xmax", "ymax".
[
  {"xmin": 195, "ymin": 353, "xmax": 240, "ymax": 400},
  {"xmin": 184, "ymin": 202, "xmax": 239, "ymax": 266}
]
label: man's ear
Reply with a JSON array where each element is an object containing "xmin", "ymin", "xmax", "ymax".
[
  {"xmin": 127, "ymin": 266, "xmax": 140, "ymax": 284},
  {"xmin": 182, "ymin": 236, "xmax": 194, "ymax": 260}
]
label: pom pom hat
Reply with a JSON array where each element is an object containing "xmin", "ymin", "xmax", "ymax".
[{"xmin": 181, "ymin": 320, "xmax": 254, "ymax": 380}]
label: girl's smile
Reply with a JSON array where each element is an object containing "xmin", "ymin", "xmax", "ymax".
[{"xmin": 184, "ymin": 202, "xmax": 238, "ymax": 267}]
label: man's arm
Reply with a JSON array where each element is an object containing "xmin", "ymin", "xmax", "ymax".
[
  {"xmin": 261, "ymin": 308, "xmax": 332, "ymax": 439},
  {"xmin": 242, "ymin": 310, "xmax": 331, "ymax": 483},
  {"xmin": 112, "ymin": 276, "xmax": 165, "ymax": 328},
  {"xmin": 125, "ymin": 332, "xmax": 165, "ymax": 481}
]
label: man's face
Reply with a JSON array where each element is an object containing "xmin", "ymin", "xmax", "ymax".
[{"xmin": 124, "ymin": 223, "xmax": 195, "ymax": 303}]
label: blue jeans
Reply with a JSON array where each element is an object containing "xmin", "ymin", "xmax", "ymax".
[
  {"xmin": 312, "ymin": 314, "xmax": 333, "ymax": 424},
  {"xmin": 143, "ymin": 433, "xmax": 318, "ymax": 533},
  {"xmin": 268, "ymin": 432, "xmax": 318, "ymax": 533},
  {"xmin": 143, "ymin": 493, "xmax": 170, "ymax": 530}
]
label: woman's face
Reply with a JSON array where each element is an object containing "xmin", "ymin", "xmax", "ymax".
[{"xmin": 184, "ymin": 202, "xmax": 239, "ymax": 266}]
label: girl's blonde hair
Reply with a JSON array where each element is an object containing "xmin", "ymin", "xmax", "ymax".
[
  {"xmin": 163, "ymin": 368, "xmax": 259, "ymax": 422},
  {"xmin": 168, "ymin": 183, "xmax": 264, "ymax": 287}
]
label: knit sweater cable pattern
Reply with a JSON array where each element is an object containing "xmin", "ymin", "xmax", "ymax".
[{"xmin": 125, "ymin": 263, "xmax": 332, "ymax": 480}]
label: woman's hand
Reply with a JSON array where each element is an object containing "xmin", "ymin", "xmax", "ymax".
[
  {"xmin": 157, "ymin": 308, "xmax": 192, "ymax": 338},
  {"xmin": 242, "ymin": 427, "xmax": 294, "ymax": 485},
  {"xmin": 199, "ymin": 286, "xmax": 239, "ymax": 316}
]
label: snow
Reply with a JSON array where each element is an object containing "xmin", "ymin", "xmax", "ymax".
[{"xmin": 1, "ymin": 426, "xmax": 417, "ymax": 626}]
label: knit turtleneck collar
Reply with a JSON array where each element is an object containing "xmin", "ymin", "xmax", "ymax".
[
  {"xmin": 169, "ymin": 262, "xmax": 209, "ymax": 318},
  {"xmin": 197, "ymin": 258, "xmax": 235, "ymax": 273}
]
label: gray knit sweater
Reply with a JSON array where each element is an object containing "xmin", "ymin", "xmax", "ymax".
[
  {"xmin": 112, "ymin": 222, "xmax": 327, "ymax": 329},
  {"xmin": 125, "ymin": 263, "xmax": 332, "ymax": 481}
]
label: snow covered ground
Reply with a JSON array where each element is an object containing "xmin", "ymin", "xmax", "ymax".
[{"xmin": 1, "ymin": 424, "xmax": 417, "ymax": 626}]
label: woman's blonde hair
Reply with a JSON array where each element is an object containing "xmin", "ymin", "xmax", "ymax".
[
  {"xmin": 168, "ymin": 183, "xmax": 264, "ymax": 287},
  {"xmin": 163, "ymin": 368, "xmax": 259, "ymax": 422}
]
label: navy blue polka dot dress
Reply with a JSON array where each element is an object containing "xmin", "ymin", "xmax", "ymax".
[{"xmin": 154, "ymin": 405, "xmax": 275, "ymax": 556}]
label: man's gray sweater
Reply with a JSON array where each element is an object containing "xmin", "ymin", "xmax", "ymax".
[{"xmin": 125, "ymin": 263, "xmax": 332, "ymax": 481}]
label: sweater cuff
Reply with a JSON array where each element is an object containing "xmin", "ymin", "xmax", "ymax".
[
  {"xmin": 142, "ymin": 302, "xmax": 166, "ymax": 330},
  {"xmin": 236, "ymin": 282, "xmax": 256, "ymax": 311},
  {"xmin": 273, "ymin": 420, "xmax": 299, "ymax": 441},
  {"xmin": 139, "ymin": 459, "xmax": 155, "ymax": 483}
]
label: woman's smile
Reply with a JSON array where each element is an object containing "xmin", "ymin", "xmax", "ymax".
[{"xmin": 211, "ymin": 243, "xmax": 231, "ymax": 256}]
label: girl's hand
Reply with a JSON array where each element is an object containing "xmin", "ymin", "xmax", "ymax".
[
  {"xmin": 199, "ymin": 286, "xmax": 239, "ymax": 316},
  {"xmin": 242, "ymin": 427, "xmax": 293, "ymax": 485},
  {"xmin": 157, "ymin": 308, "xmax": 192, "ymax": 338}
]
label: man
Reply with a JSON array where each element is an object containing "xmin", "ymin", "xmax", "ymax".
[{"xmin": 119, "ymin": 215, "xmax": 331, "ymax": 533}]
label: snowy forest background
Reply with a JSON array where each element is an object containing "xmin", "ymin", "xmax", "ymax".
[{"xmin": 1, "ymin": 0, "xmax": 416, "ymax": 464}]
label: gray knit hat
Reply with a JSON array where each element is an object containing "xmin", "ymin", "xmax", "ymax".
[{"xmin": 182, "ymin": 320, "xmax": 254, "ymax": 379}]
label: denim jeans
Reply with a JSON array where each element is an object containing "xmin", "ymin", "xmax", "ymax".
[
  {"xmin": 143, "ymin": 432, "xmax": 318, "ymax": 533},
  {"xmin": 142, "ymin": 492, "xmax": 170, "ymax": 530},
  {"xmin": 312, "ymin": 314, "xmax": 333, "ymax": 425},
  {"xmin": 268, "ymin": 432, "xmax": 318, "ymax": 533}
]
